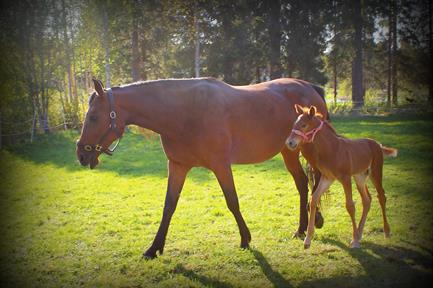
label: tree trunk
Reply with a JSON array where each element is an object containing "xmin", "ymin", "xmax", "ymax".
[
  {"xmin": 131, "ymin": 0, "xmax": 140, "ymax": 82},
  {"xmin": 61, "ymin": 0, "xmax": 79, "ymax": 127},
  {"xmin": 351, "ymin": 0, "xmax": 364, "ymax": 110},
  {"xmin": 102, "ymin": 6, "xmax": 111, "ymax": 87},
  {"xmin": 391, "ymin": 0, "xmax": 398, "ymax": 106},
  {"xmin": 70, "ymin": 26, "xmax": 79, "ymax": 121},
  {"xmin": 194, "ymin": 4, "xmax": 200, "ymax": 78},
  {"xmin": 269, "ymin": 0, "xmax": 282, "ymax": 79},
  {"xmin": 222, "ymin": 14, "xmax": 234, "ymax": 83},
  {"xmin": 333, "ymin": 57, "xmax": 338, "ymax": 105},
  {"xmin": 428, "ymin": 0, "xmax": 432, "ymax": 103},
  {"xmin": 387, "ymin": 0, "xmax": 392, "ymax": 107},
  {"xmin": 140, "ymin": 38, "xmax": 148, "ymax": 80}
]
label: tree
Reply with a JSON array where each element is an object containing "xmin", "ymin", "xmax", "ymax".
[
  {"xmin": 351, "ymin": 0, "xmax": 364, "ymax": 110},
  {"xmin": 269, "ymin": 0, "xmax": 282, "ymax": 79}
]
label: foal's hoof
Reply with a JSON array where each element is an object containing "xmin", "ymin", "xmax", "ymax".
[
  {"xmin": 304, "ymin": 242, "xmax": 311, "ymax": 249},
  {"xmin": 315, "ymin": 212, "xmax": 324, "ymax": 229},
  {"xmin": 292, "ymin": 231, "xmax": 306, "ymax": 240},
  {"xmin": 350, "ymin": 241, "xmax": 361, "ymax": 249}
]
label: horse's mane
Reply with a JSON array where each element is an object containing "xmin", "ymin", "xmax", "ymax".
[
  {"xmin": 114, "ymin": 77, "xmax": 220, "ymax": 89},
  {"xmin": 88, "ymin": 91, "xmax": 97, "ymax": 104}
]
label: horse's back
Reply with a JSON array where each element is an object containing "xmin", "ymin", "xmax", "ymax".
[{"xmin": 161, "ymin": 78, "xmax": 328, "ymax": 166}]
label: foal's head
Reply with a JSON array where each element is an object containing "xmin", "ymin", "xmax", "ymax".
[
  {"xmin": 286, "ymin": 104, "xmax": 324, "ymax": 150},
  {"xmin": 76, "ymin": 79, "xmax": 125, "ymax": 169}
]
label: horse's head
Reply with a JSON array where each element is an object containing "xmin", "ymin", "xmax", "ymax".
[
  {"xmin": 76, "ymin": 79, "xmax": 125, "ymax": 169},
  {"xmin": 286, "ymin": 104, "xmax": 324, "ymax": 150}
]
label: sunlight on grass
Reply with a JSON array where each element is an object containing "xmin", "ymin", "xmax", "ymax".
[{"xmin": 1, "ymin": 114, "xmax": 432, "ymax": 287}]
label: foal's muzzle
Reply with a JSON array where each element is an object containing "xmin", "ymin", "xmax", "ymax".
[{"xmin": 286, "ymin": 139, "xmax": 298, "ymax": 150}]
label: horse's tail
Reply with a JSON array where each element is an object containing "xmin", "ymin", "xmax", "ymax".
[
  {"xmin": 381, "ymin": 145, "xmax": 398, "ymax": 158},
  {"xmin": 311, "ymin": 84, "xmax": 330, "ymax": 121}
]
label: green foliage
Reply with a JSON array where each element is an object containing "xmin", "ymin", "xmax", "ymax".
[
  {"xmin": 0, "ymin": 0, "xmax": 431, "ymax": 138},
  {"xmin": 1, "ymin": 114, "xmax": 432, "ymax": 287}
]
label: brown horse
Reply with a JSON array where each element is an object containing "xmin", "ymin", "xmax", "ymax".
[
  {"xmin": 286, "ymin": 105, "xmax": 397, "ymax": 249},
  {"xmin": 76, "ymin": 78, "xmax": 328, "ymax": 259}
]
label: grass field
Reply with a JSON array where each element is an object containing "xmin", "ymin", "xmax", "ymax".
[{"xmin": 1, "ymin": 113, "xmax": 432, "ymax": 287}]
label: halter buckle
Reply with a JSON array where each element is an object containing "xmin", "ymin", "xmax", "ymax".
[
  {"xmin": 95, "ymin": 144, "xmax": 102, "ymax": 152},
  {"xmin": 84, "ymin": 145, "xmax": 93, "ymax": 152},
  {"xmin": 109, "ymin": 111, "xmax": 117, "ymax": 119}
]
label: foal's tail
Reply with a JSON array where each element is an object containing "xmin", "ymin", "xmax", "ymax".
[{"xmin": 381, "ymin": 145, "xmax": 398, "ymax": 158}]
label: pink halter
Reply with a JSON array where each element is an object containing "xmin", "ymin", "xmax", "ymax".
[{"xmin": 292, "ymin": 121, "xmax": 324, "ymax": 143}]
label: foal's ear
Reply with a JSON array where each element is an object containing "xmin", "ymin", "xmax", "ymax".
[
  {"xmin": 294, "ymin": 104, "xmax": 304, "ymax": 115},
  {"xmin": 308, "ymin": 106, "xmax": 317, "ymax": 118},
  {"xmin": 92, "ymin": 78, "xmax": 105, "ymax": 99}
]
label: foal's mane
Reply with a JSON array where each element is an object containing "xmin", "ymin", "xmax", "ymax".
[{"xmin": 322, "ymin": 119, "xmax": 346, "ymax": 139}]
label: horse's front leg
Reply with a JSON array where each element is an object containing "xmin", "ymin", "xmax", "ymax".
[
  {"xmin": 213, "ymin": 163, "xmax": 251, "ymax": 248},
  {"xmin": 304, "ymin": 177, "xmax": 333, "ymax": 249},
  {"xmin": 143, "ymin": 161, "xmax": 190, "ymax": 259},
  {"xmin": 281, "ymin": 148, "xmax": 325, "ymax": 238}
]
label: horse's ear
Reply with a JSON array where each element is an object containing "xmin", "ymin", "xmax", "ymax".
[
  {"xmin": 294, "ymin": 104, "xmax": 304, "ymax": 115},
  {"xmin": 308, "ymin": 106, "xmax": 317, "ymax": 118},
  {"xmin": 92, "ymin": 78, "xmax": 105, "ymax": 99}
]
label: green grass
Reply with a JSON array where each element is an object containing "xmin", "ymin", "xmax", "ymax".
[{"xmin": 1, "ymin": 113, "xmax": 432, "ymax": 287}]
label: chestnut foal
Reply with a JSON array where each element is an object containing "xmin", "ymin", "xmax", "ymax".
[{"xmin": 286, "ymin": 105, "xmax": 397, "ymax": 249}]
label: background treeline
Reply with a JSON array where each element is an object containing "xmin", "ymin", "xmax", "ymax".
[{"xmin": 0, "ymin": 0, "xmax": 431, "ymax": 141}]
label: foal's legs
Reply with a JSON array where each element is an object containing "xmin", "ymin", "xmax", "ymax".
[
  {"xmin": 341, "ymin": 178, "xmax": 360, "ymax": 248},
  {"xmin": 370, "ymin": 165, "xmax": 391, "ymax": 238},
  {"xmin": 213, "ymin": 164, "xmax": 251, "ymax": 248},
  {"xmin": 354, "ymin": 172, "xmax": 372, "ymax": 241},
  {"xmin": 281, "ymin": 148, "xmax": 324, "ymax": 238},
  {"xmin": 143, "ymin": 161, "xmax": 190, "ymax": 259},
  {"xmin": 304, "ymin": 177, "xmax": 333, "ymax": 249}
]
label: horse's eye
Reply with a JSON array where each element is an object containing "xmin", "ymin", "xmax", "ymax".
[
  {"xmin": 89, "ymin": 115, "xmax": 97, "ymax": 122},
  {"xmin": 302, "ymin": 124, "xmax": 307, "ymax": 129}
]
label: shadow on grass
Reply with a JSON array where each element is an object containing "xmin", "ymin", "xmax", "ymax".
[
  {"xmin": 300, "ymin": 237, "xmax": 433, "ymax": 288},
  {"xmin": 172, "ymin": 264, "xmax": 234, "ymax": 288},
  {"xmin": 3, "ymin": 114, "xmax": 433, "ymax": 185},
  {"xmin": 2, "ymin": 130, "xmax": 213, "ymax": 183},
  {"xmin": 170, "ymin": 249, "xmax": 295, "ymax": 288},
  {"xmin": 250, "ymin": 248, "xmax": 294, "ymax": 288}
]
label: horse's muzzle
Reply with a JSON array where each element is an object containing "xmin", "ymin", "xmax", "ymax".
[{"xmin": 77, "ymin": 151, "xmax": 99, "ymax": 169}]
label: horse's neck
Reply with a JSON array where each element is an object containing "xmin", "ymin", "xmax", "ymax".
[
  {"xmin": 303, "ymin": 123, "xmax": 339, "ymax": 165},
  {"xmin": 117, "ymin": 84, "xmax": 180, "ymax": 136}
]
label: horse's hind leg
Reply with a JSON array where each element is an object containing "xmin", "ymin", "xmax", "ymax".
[
  {"xmin": 281, "ymin": 148, "xmax": 323, "ymax": 238},
  {"xmin": 213, "ymin": 164, "xmax": 251, "ymax": 248},
  {"xmin": 143, "ymin": 161, "xmax": 190, "ymax": 259},
  {"xmin": 354, "ymin": 172, "xmax": 372, "ymax": 241},
  {"xmin": 370, "ymin": 161, "xmax": 391, "ymax": 238},
  {"xmin": 342, "ymin": 177, "xmax": 361, "ymax": 248}
]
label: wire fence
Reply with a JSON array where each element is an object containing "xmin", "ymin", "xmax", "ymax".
[
  {"xmin": 0, "ymin": 101, "xmax": 431, "ymax": 150},
  {"xmin": 0, "ymin": 113, "xmax": 83, "ymax": 149}
]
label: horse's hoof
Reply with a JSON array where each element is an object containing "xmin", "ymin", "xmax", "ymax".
[
  {"xmin": 142, "ymin": 251, "xmax": 157, "ymax": 260},
  {"xmin": 315, "ymin": 212, "xmax": 324, "ymax": 229},
  {"xmin": 304, "ymin": 242, "xmax": 311, "ymax": 249},
  {"xmin": 240, "ymin": 242, "xmax": 250, "ymax": 250},
  {"xmin": 143, "ymin": 247, "xmax": 162, "ymax": 260},
  {"xmin": 292, "ymin": 231, "xmax": 306, "ymax": 240},
  {"xmin": 350, "ymin": 241, "xmax": 361, "ymax": 249}
]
